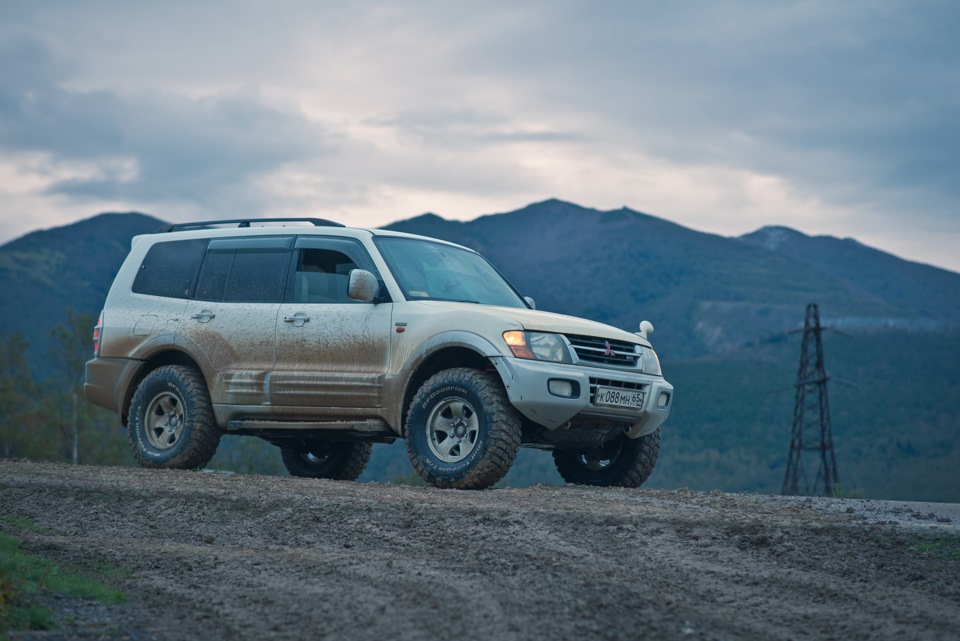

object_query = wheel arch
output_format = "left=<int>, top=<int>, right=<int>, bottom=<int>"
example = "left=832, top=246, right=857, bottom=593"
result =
left=121, top=349, right=208, bottom=427
left=399, top=345, right=498, bottom=438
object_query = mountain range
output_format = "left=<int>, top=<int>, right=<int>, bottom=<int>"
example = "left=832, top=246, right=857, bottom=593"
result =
left=386, top=200, right=959, bottom=357
left=2, top=200, right=958, bottom=501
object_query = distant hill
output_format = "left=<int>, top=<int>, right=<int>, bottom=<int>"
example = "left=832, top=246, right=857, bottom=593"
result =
left=0, top=212, right=164, bottom=369
left=385, top=199, right=960, bottom=358
left=739, top=225, right=960, bottom=326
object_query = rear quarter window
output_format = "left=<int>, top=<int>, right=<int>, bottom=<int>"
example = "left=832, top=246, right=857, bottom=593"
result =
left=132, top=239, right=207, bottom=298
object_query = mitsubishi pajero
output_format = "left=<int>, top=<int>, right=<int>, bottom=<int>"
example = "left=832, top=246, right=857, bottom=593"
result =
left=85, top=218, right=673, bottom=489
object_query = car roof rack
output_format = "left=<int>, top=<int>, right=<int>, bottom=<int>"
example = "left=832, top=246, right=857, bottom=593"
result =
left=155, top=218, right=345, bottom=233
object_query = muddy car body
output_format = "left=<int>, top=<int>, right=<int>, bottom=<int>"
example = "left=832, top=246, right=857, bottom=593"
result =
left=86, top=219, right=673, bottom=489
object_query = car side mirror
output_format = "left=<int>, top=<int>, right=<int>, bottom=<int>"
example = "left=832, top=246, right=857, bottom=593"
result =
left=524, top=296, right=536, bottom=310
left=637, top=320, right=654, bottom=339
left=348, top=269, right=379, bottom=302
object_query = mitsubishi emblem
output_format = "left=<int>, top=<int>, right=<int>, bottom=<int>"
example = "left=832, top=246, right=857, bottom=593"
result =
left=604, top=341, right=615, bottom=357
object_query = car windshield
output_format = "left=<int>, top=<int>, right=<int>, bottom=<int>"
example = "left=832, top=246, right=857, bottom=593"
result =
left=376, top=237, right=528, bottom=308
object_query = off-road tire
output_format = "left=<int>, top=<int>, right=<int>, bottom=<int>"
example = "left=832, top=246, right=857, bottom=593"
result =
left=280, top=442, right=372, bottom=481
left=406, top=368, right=521, bottom=490
left=553, top=428, right=660, bottom=488
left=127, top=365, right=221, bottom=469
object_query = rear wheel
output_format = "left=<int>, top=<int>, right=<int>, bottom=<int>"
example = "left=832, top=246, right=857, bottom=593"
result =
left=280, top=441, right=372, bottom=481
left=127, top=365, right=221, bottom=469
left=553, top=428, right=660, bottom=488
left=406, top=368, right=521, bottom=489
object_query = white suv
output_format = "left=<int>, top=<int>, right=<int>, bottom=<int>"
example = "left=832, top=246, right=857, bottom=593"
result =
left=85, top=218, right=673, bottom=489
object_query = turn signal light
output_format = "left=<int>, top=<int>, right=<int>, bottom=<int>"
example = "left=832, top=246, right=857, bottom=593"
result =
left=502, top=330, right=536, bottom=359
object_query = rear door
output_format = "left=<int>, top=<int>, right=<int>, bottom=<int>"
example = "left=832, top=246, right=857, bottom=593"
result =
left=272, top=236, right=392, bottom=410
left=101, top=238, right=207, bottom=359
left=178, top=236, right=293, bottom=406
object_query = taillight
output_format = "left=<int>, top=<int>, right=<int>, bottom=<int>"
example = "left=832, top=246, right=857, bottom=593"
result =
left=93, top=311, right=103, bottom=356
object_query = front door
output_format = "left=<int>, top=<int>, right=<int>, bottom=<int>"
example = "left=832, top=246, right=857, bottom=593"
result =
left=272, top=237, right=392, bottom=410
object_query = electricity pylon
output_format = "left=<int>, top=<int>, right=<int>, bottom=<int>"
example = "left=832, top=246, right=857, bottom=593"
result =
left=782, top=303, right=840, bottom=496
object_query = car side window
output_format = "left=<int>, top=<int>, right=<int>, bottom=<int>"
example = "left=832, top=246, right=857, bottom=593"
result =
left=132, top=239, right=207, bottom=298
left=294, top=249, right=358, bottom=303
left=290, top=237, right=385, bottom=304
left=194, top=250, right=233, bottom=301
left=225, top=251, right=290, bottom=302
left=194, top=236, right=293, bottom=303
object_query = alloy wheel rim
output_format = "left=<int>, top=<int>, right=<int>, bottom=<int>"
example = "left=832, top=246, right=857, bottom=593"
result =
left=426, top=397, right=480, bottom=463
left=578, top=440, right=623, bottom=470
left=302, top=445, right=333, bottom=466
left=144, top=391, right=185, bottom=450
left=578, top=454, right=613, bottom=470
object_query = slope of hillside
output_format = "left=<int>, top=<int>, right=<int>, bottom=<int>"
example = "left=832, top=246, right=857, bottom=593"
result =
left=0, top=212, right=163, bottom=367
left=740, top=226, right=960, bottom=326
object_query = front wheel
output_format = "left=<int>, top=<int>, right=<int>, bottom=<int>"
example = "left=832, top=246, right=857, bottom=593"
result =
left=127, top=365, right=221, bottom=469
left=406, top=368, right=521, bottom=489
left=280, top=441, right=372, bottom=481
left=553, top=428, right=660, bottom=488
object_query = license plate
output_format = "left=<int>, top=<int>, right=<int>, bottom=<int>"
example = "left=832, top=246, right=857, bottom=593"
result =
left=594, top=386, right=645, bottom=409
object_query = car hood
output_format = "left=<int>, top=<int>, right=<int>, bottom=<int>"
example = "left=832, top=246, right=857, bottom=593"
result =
left=410, top=301, right=651, bottom=347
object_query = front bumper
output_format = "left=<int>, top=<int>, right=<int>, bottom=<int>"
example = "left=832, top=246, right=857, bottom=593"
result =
left=489, top=356, right=673, bottom=438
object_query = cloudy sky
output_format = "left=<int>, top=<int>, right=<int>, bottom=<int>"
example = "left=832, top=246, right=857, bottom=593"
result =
left=1, top=1, right=958, bottom=270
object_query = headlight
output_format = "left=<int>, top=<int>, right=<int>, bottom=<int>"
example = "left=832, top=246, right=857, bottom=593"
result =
left=502, top=331, right=572, bottom=363
left=641, top=347, right=662, bottom=375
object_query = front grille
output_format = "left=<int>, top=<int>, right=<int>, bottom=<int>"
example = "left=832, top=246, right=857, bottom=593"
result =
left=588, top=377, right=647, bottom=405
left=566, top=334, right=639, bottom=368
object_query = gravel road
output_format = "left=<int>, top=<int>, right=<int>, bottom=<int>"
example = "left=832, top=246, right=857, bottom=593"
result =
left=2, top=460, right=959, bottom=641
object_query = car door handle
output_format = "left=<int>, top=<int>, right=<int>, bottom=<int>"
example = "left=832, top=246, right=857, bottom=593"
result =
left=190, top=310, right=216, bottom=323
left=283, top=312, right=310, bottom=327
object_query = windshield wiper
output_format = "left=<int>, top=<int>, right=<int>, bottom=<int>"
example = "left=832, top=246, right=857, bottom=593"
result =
left=412, top=296, right=482, bottom=304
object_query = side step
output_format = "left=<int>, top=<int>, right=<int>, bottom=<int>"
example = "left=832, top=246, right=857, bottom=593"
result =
left=226, top=419, right=392, bottom=433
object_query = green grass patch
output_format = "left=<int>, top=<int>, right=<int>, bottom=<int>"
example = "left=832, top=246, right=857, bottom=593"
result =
left=0, top=533, right=125, bottom=639
left=0, top=516, right=41, bottom=532
left=912, top=536, right=960, bottom=561
left=831, top=484, right=865, bottom=499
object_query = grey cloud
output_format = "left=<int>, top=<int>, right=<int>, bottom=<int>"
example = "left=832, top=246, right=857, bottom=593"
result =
left=446, top=2, right=960, bottom=211
left=1, top=0, right=957, bottom=255
left=368, top=108, right=584, bottom=147
left=0, top=33, right=336, bottom=212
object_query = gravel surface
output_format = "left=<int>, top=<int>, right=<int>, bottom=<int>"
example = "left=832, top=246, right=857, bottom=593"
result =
left=2, top=459, right=959, bottom=641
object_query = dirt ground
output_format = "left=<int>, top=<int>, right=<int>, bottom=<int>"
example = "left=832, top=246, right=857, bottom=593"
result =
left=2, top=460, right=959, bottom=641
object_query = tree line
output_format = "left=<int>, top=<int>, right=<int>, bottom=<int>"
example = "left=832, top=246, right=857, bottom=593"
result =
left=0, top=310, right=129, bottom=466
left=0, top=311, right=299, bottom=476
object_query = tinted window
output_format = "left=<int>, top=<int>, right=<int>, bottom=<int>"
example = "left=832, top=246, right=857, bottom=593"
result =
left=194, top=250, right=234, bottom=301
left=223, top=251, right=290, bottom=302
left=132, top=239, right=206, bottom=298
